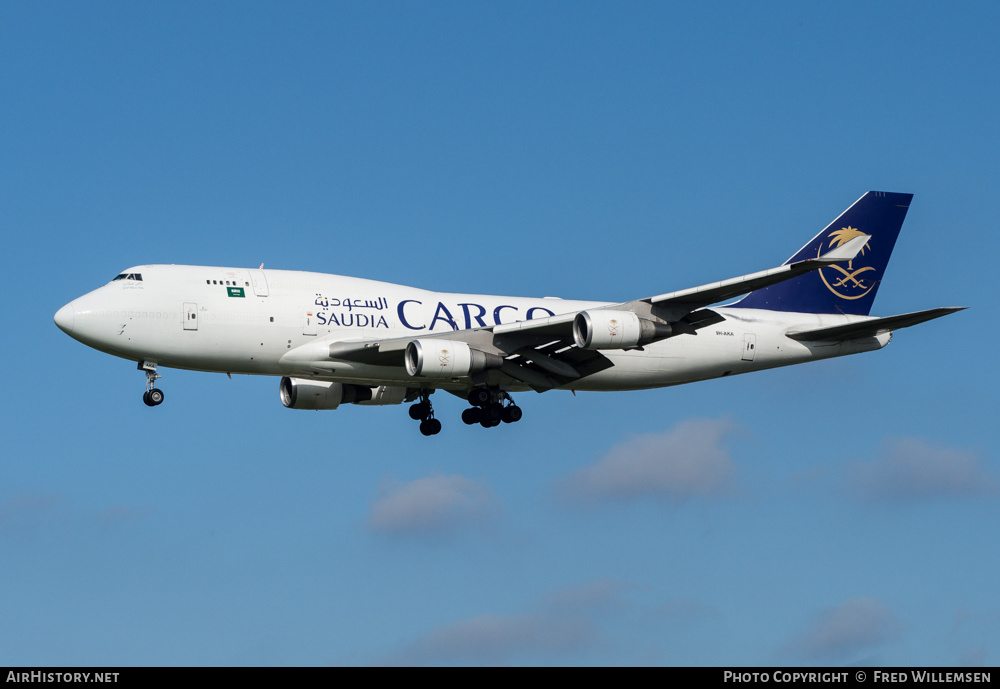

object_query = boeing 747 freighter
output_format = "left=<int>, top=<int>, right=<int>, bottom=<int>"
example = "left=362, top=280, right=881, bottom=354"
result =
left=54, top=192, right=963, bottom=435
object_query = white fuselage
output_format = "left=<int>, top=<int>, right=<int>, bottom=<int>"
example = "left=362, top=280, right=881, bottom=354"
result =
left=55, top=265, right=889, bottom=393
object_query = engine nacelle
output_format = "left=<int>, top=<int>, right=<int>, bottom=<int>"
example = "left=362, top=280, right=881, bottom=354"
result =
left=573, top=310, right=672, bottom=350
left=280, top=377, right=379, bottom=410
left=405, top=339, right=503, bottom=378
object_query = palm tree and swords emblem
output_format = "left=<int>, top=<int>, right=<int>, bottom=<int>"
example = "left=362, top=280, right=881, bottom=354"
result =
left=818, top=226, right=876, bottom=300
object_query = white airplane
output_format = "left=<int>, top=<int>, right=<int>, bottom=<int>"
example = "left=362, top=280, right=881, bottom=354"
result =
left=54, top=191, right=962, bottom=435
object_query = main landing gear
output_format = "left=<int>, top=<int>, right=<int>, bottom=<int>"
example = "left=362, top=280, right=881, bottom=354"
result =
left=408, top=387, right=523, bottom=436
left=462, top=387, right=522, bottom=429
left=408, top=390, right=441, bottom=436
left=139, top=361, right=164, bottom=407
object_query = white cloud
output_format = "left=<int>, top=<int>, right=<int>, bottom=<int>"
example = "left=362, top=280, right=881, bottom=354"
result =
left=652, top=596, right=717, bottom=623
left=0, top=494, right=151, bottom=535
left=380, top=578, right=628, bottom=665
left=543, top=577, right=631, bottom=614
left=784, top=597, right=900, bottom=661
left=0, top=494, right=61, bottom=534
left=97, top=505, right=152, bottom=526
left=0, top=494, right=59, bottom=520
left=558, top=418, right=738, bottom=503
left=959, top=645, right=988, bottom=667
left=847, top=437, right=998, bottom=501
left=389, top=612, right=597, bottom=665
left=367, top=474, right=499, bottom=536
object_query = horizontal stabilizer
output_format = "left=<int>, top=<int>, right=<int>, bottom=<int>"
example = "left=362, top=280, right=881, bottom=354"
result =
left=786, top=307, right=965, bottom=342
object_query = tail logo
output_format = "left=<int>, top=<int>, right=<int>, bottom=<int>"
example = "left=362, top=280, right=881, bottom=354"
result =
left=817, top=226, right=876, bottom=300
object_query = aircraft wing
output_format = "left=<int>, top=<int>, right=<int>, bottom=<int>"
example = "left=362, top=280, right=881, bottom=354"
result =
left=493, top=232, right=872, bottom=337
left=315, top=327, right=614, bottom=392
left=785, top=307, right=966, bottom=342
left=287, top=234, right=872, bottom=391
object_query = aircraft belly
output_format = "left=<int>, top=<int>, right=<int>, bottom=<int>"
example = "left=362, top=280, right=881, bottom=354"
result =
left=568, top=320, right=848, bottom=390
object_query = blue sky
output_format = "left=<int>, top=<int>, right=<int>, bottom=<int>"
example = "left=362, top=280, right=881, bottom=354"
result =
left=2, top=1, right=997, bottom=666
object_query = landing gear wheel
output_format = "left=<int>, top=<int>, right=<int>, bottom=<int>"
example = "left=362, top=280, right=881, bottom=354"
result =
left=411, top=390, right=441, bottom=435
left=462, top=407, right=482, bottom=425
left=479, top=417, right=501, bottom=428
left=483, top=403, right=503, bottom=425
left=419, top=418, right=442, bottom=436
left=467, top=388, right=491, bottom=407
left=142, top=390, right=153, bottom=407
left=148, top=388, right=164, bottom=406
left=409, top=401, right=431, bottom=420
left=501, top=405, right=522, bottom=423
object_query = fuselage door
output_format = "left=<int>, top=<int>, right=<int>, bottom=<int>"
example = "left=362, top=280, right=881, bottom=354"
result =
left=184, top=302, right=199, bottom=331
left=742, top=333, right=756, bottom=361
left=248, top=270, right=269, bottom=297
left=303, top=312, right=317, bottom=336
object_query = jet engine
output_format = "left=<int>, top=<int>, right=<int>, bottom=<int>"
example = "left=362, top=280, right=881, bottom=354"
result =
left=404, top=339, right=503, bottom=378
left=573, top=310, right=672, bottom=350
left=279, top=377, right=404, bottom=410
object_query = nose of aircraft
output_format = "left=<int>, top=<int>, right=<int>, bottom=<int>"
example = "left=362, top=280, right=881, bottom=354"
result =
left=54, top=302, right=76, bottom=334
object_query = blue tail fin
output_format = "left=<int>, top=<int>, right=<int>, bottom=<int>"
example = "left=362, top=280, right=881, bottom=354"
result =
left=735, top=191, right=912, bottom=315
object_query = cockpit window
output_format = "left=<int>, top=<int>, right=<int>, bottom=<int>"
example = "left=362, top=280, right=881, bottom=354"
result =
left=112, top=273, right=143, bottom=282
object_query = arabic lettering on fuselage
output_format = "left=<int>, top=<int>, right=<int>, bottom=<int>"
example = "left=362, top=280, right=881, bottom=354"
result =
left=314, top=294, right=390, bottom=328
left=311, top=294, right=556, bottom=331
left=313, top=295, right=389, bottom=311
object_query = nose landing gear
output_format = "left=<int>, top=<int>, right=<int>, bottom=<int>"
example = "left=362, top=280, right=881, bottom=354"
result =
left=139, top=361, right=164, bottom=407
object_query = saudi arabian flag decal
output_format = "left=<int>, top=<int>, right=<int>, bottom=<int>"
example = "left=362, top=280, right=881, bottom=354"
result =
left=228, top=287, right=245, bottom=298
